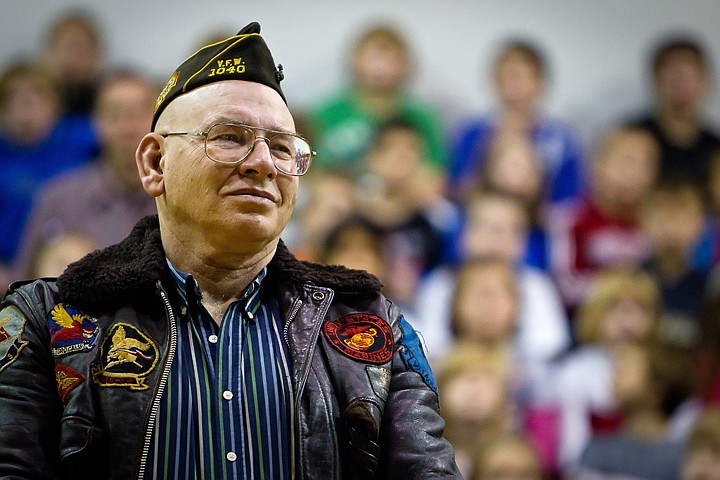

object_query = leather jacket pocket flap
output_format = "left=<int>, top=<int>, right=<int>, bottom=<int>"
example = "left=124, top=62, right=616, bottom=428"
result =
left=344, top=400, right=381, bottom=470
left=60, top=415, right=102, bottom=461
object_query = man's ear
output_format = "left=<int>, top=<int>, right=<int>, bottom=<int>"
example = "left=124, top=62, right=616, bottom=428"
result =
left=136, top=133, right=165, bottom=197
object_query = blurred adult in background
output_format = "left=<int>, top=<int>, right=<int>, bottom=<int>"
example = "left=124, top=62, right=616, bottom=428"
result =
left=449, top=39, right=586, bottom=205
left=309, top=23, right=447, bottom=175
left=41, top=11, right=104, bottom=116
left=628, top=35, right=720, bottom=191
left=0, top=62, right=98, bottom=274
left=12, top=69, right=159, bottom=281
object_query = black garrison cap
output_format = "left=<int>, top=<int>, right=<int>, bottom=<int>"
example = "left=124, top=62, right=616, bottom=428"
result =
left=151, top=21, right=285, bottom=130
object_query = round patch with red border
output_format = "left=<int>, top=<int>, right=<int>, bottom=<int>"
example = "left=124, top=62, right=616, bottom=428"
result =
left=323, top=313, right=394, bottom=364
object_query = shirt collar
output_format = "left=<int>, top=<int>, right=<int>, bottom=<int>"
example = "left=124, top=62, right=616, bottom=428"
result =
left=166, top=258, right=268, bottom=316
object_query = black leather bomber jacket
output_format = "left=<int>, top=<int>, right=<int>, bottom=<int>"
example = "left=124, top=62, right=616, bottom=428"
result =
left=0, top=215, right=461, bottom=479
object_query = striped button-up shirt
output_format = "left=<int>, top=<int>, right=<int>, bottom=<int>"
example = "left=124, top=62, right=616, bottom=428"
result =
left=145, top=261, right=293, bottom=479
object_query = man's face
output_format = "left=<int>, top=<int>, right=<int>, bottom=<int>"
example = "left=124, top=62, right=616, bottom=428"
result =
left=654, top=50, right=708, bottom=112
left=155, top=80, right=299, bottom=248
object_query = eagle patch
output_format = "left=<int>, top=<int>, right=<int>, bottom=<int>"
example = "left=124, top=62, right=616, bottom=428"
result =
left=92, top=323, right=159, bottom=390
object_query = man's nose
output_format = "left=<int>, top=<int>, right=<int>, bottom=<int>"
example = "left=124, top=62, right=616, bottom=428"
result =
left=238, top=137, right=277, bottom=178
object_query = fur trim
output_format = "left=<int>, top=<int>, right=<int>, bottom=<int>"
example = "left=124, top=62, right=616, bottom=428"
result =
left=57, top=215, right=382, bottom=314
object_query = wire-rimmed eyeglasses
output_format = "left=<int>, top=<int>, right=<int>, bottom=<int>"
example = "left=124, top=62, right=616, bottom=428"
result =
left=161, top=122, right=315, bottom=176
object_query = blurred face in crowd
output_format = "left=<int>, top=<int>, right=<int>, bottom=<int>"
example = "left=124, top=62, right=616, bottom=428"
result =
left=95, top=75, right=157, bottom=190
left=682, top=448, right=720, bottom=480
left=641, top=186, right=705, bottom=258
left=0, top=70, right=60, bottom=145
left=593, top=130, right=659, bottom=212
left=146, top=80, right=298, bottom=251
left=453, top=262, right=518, bottom=345
left=443, top=367, right=508, bottom=426
left=494, top=50, right=544, bottom=111
left=601, top=297, right=655, bottom=344
left=323, top=223, right=384, bottom=278
left=484, top=136, right=544, bottom=205
left=369, top=125, right=424, bottom=188
left=46, top=18, right=101, bottom=85
left=463, top=194, right=528, bottom=264
left=654, top=49, right=708, bottom=114
left=352, top=33, right=409, bottom=94
left=474, top=438, right=542, bottom=480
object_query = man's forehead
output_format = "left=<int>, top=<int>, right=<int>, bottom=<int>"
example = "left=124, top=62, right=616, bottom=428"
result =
left=161, top=80, right=293, bottom=130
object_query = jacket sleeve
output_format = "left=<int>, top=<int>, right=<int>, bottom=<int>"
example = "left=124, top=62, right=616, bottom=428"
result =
left=377, top=303, right=462, bottom=479
left=0, top=283, right=61, bottom=479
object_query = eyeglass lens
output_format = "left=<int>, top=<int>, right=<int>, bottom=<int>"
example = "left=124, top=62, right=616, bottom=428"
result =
left=205, top=123, right=311, bottom=175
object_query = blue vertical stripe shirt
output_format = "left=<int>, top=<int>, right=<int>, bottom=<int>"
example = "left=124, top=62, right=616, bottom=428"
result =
left=145, top=261, right=293, bottom=479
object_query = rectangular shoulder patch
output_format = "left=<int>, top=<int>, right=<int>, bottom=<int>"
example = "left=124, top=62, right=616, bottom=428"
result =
left=0, top=306, right=29, bottom=374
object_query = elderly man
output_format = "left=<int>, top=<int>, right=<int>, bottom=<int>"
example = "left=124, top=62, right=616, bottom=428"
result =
left=0, top=22, right=460, bottom=479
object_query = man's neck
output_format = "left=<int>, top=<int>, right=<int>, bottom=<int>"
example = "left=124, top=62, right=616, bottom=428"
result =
left=162, top=226, right=277, bottom=324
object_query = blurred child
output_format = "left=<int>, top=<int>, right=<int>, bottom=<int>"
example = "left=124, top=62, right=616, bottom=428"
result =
left=574, top=343, right=690, bottom=480
left=449, top=39, right=585, bottom=205
left=682, top=408, right=720, bottom=480
left=436, top=342, right=517, bottom=478
left=471, top=433, right=542, bottom=480
left=41, top=11, right=103, bottom=115
left=480, top=134, right=550, bottom=270
left=550, top=127, right=659, bottom=309
left=310, top=23, right=446, bottom=173
left=417, top=188, right=569, bottom=364
left=640, top=178, right=709, bottom=350
left=356, top=118, right=460, bottom=311
left=319, top=215, right=384, bottom=280
left=0, top=62, right=97, bottom=269
left=31, top=232, right=97, bottom=278
left=552, top=268, right=662, bottom=470
left=450, top=257, right=519, bottom=353
left=286, top=170, right=358, bottom=262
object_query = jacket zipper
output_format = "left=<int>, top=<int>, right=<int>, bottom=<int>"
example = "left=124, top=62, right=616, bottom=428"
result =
left=137, top=283, right=178, bottom=479
left=283, top=297, right=302, bottom=347
left=283, top=297, right=302, bottom=479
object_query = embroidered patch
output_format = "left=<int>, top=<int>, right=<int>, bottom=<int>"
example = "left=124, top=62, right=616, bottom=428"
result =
left=48, top=304, right=98, bottom=356
left=323, top=313, right=393, bottom=364
left=154, top=70, right=179, bottom=112
left=92, top=323, right=159, bottom=391
left=366, top=365, right=391, bottom=399
left=55, top=364, right=85, bottom=403
left=0, top=306, right=29, bottom=374
left=399, top=316, right=438, bottom=394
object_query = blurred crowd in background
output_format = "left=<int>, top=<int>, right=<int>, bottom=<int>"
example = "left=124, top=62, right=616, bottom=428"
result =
left=3, top=9, right=720, bottom=480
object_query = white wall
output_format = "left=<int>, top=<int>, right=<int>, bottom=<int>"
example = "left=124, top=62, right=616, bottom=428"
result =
left=3, top=0, right=720, bottom=146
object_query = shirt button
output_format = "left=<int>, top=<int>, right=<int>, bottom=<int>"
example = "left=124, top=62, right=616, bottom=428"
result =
left=222, top=390, right=233, bottom=400
left=181, top=307, right=187, bottom=316
left=226, top=451, right=237, bottom=462
left=247, top=310, right=254, bottom=320
left=208, top=334, right=218, bottom=344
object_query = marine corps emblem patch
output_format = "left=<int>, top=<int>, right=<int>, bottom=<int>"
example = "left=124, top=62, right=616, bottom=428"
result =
left=48, top=304, right=98, bottom=356
left=323, top=313, right=393, bottom=364
left=92, top=323, right=159, bottom=390
left=0, top=306, right=29, bottom=374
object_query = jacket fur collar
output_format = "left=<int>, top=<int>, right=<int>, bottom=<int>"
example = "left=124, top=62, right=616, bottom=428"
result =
left=57, top=215, right=382, bottom=315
